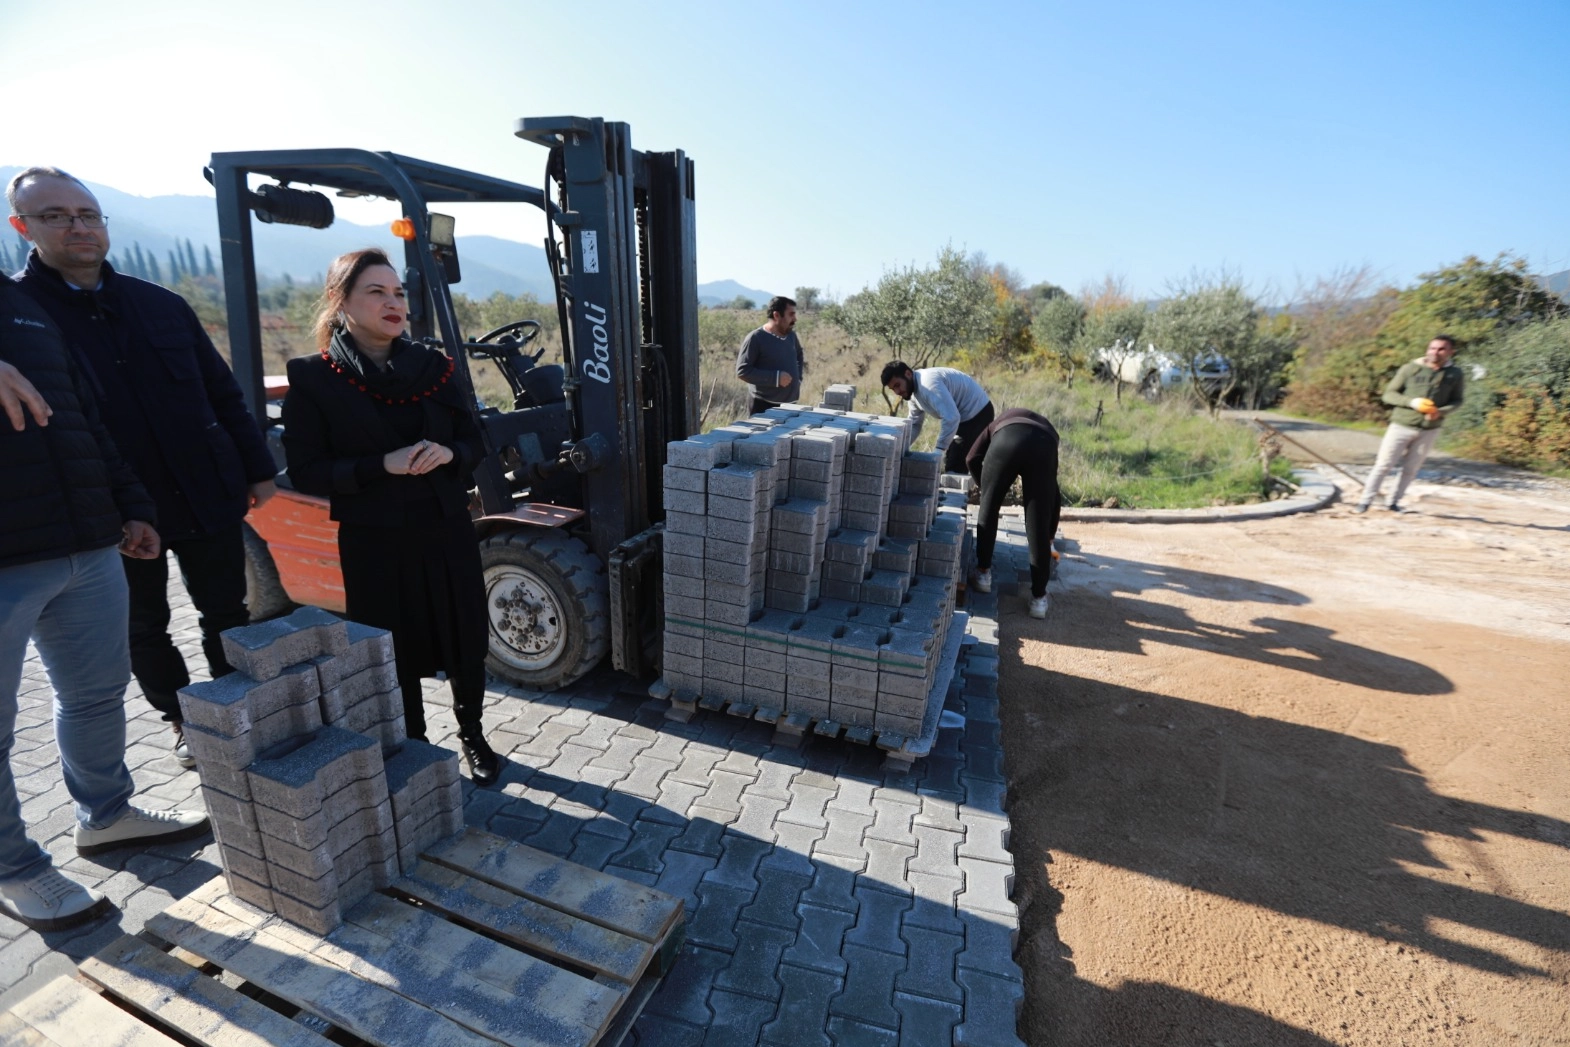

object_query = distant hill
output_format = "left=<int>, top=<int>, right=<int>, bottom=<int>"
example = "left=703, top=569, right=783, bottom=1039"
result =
left=1543, top=269, right=1569, bottom=296
left=697, top=279, right=776, bottom=308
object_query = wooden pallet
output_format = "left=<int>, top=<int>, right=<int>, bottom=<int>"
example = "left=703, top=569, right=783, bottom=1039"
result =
left=3, top=828, right=685, bottom=1047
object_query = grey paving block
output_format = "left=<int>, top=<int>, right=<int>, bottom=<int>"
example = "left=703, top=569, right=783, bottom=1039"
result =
left=664, top=529, right=705, bottom=559
left=181, top=720, right=257, bottom=771
left=629, top=1013, right=705, bottom=1047
left=739, top=869, right=810, bottom=930
left=666, top=435, right=731, bottom=471
left=909, top=825, right=964, bottom=879
left=759, top=963, right=839, bottom=1047
left=893, top=992, right=964, bottom=1047
left=705, top=990, right=779, bottom=1047
left=663, top=463, right=708, bottom=493
left=828, top=941, right=904, bottom=1030
left=894, top=925, right=964, bottom=1004
left=844, top=885, right=913, bottom=956
left=713, top=918, right=794, bottom=1001
left=953, top=967, right=1026, bottom=1047
left=826, top=1016, right=901, bottom=1046
left=904, top=872, right=964, bottom=935
left=956, top=855, right=1017, bottom=920
left=687, top=880, right=756, bottom=951
left=669, top=811, right=730, bottom=857
left=220, top=606, right=348, bottom=681
left=956, top=910, right=1021, bottom=982
left=665, top=510, right=706, bottom=536
left=783, top=903, right=855, bottom=975
left=812, top=806, right=873, bottom=864
left=705, top=833, right=773, bottom=892
left=247, top=726, right=383, bottom=820
left=606, top=820, right=683, bottom=874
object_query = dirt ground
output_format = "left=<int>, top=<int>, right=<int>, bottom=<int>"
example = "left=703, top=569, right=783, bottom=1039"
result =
left=998, top=433, right=1570, bottom=1046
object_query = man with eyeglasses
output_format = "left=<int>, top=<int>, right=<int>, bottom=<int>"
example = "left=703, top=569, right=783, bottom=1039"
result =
left=8, top=167, right=278, bottom=770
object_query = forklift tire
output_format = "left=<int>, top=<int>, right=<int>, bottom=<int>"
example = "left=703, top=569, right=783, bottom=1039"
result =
left=480, top=529, right=610, bottom=691
left=242, top=523, right=293, bottom=621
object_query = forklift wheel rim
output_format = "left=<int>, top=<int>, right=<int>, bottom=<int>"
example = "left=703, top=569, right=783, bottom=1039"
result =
left=484, top=564, right=568, bottom=671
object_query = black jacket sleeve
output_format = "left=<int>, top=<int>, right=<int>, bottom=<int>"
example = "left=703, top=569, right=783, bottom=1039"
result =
left=185, top=301, right=276, bottom=484
left=281, top=358, right=388, bottom=497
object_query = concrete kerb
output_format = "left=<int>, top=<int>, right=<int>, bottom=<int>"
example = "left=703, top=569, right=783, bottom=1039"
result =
left=1059, top=468, right=1338, bottom=524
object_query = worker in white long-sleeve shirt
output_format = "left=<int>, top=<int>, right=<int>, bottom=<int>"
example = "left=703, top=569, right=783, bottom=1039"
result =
left=880, top=361, right=995, bottom=473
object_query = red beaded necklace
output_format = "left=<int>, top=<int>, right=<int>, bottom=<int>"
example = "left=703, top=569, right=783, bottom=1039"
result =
left=321, top=346, right=453, bottom=405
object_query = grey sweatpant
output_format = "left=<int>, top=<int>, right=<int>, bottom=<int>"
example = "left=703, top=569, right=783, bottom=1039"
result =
left=1361, top=423, right=1439, bottom=508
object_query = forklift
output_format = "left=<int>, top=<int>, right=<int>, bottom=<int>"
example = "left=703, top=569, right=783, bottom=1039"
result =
left=213, top=116, right=698, bottom=690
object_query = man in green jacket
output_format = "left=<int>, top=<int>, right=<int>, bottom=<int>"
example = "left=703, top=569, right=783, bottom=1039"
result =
left=1355, top=335, right=1464, bottom=513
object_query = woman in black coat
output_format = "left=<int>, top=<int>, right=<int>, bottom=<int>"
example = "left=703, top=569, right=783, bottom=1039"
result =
left=281, top=248, right=500, bottom=786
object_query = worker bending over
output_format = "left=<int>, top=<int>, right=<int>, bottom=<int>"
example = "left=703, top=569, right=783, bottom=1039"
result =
left=880, top=362, right=994, bottom=473
left=966, top=408, right=1060, bottom=620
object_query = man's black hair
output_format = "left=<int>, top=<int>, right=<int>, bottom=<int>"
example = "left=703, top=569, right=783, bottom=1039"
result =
left=765, top=295, right=795, bottom=320
left=1432, top=333, right=1458, bottom=350
left=880, top=360, right=912, bottom=388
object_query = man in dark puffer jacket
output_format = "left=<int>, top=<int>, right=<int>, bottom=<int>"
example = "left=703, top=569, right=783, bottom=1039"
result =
left=9, top=167, right=277, bottom=769
left=0, top=273, right=210, bottom=932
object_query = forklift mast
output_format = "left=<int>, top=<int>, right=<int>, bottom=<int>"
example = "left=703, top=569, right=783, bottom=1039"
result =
left=517, top=116, right=699, bottom=563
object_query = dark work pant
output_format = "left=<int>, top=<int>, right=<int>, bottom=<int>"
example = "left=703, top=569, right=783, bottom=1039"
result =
left=945, top=401, right=996, bottom=473
left=751, top=396, right=781, bottom=416
left=975, top=425, right=1061, bottom=598
left=121, top=523, right=249, bottom=721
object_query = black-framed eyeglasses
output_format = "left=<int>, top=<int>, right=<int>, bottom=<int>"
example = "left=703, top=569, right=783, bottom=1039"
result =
left=14, top=212, right=109, bottom=229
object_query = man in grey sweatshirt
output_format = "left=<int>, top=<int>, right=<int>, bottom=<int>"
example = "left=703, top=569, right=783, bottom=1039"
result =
left=736, top=296, right=805, bottom=415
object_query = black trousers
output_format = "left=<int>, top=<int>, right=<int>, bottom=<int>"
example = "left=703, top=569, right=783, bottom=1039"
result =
left=975, top=425, right=1060, bottom=598
left=121, top=523, right=249, bottom=721
left=751, top=395, right=781, bottom=416
left=945, top=401, right=996, bottom=473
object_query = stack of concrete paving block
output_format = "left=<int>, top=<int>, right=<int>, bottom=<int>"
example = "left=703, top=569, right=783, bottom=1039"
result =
left=383, top=740, right=466, bottom=873
left=660, top=390, right=970, bottom=741
left=244, top=726, right=399, bottom=933
left=177, top=606, right=464, bottom=935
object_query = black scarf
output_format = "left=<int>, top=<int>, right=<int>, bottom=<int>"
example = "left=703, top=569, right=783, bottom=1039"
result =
left=324, top=329, right=454, bottom=405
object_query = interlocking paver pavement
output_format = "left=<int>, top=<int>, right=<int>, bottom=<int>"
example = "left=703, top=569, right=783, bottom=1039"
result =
left=0, top=513, right=1034, bottom=1045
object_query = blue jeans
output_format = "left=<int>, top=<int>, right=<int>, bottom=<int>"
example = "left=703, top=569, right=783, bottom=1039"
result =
left=0, top=546, right=137, bottom=883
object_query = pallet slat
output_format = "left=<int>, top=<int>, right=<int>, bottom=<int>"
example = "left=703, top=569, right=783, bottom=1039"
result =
left=79, top=935, right=335, bottom=1047
left=5, top=975, right=180, bottom=1047
left=344, top=891, right=622, bottom=1040
left=0, top=1010, right=60, bottom=1047
left=395, top=858, right=652, bottom=984
left=146, top=895, right=497, bottom=1047
left=425, top=830, right=683, bottom=944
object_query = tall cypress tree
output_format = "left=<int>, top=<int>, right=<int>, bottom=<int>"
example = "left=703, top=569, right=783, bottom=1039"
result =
left=203, top=244, right=217, bottom=277
left=148, top=254, right=162, bottom=284
left=184, top=239, right=199, bottom=276
left=132, top=243, right=147, bottom=280
left=169, top=250, right=182, bottom=283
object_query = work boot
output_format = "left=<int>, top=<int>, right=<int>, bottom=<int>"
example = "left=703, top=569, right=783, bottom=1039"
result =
left=0, top=868, right=113, bottom=931
left=972, top=568, right=993, bottom=594
left=1351, top=502, right=1370, bottom=514
left=459, top=731, right=502, bottom=788
left=1028, top=594, right=1050, bottom=619
left=171, top=722, right=196, bottom=770
left=76, top=806, right=210, bottom=856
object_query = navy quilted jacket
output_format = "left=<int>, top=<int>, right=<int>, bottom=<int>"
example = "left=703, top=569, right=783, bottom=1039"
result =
left=0, top=272, right=156, bottom=569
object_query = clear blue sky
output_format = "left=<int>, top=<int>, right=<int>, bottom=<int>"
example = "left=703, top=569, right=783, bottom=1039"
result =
left=3, top=0, right=1566, bottom=302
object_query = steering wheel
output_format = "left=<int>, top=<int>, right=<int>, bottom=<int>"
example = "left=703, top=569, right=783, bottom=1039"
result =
left=467, top=320, right=545, bottom=363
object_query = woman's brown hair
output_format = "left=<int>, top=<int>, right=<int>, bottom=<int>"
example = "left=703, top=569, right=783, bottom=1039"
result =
left=312, top=248, right=397, bottom=350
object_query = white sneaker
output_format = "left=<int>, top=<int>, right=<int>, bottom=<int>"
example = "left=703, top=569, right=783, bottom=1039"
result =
left=972, top=569, right=992, bottom=594
left=76, top=806, right=210, bottom=856
left=1028, top=595, right=1050, bottom=619
left=171, top=722, right=196, bottom=770
left=0, top=868, right=112, bottom=931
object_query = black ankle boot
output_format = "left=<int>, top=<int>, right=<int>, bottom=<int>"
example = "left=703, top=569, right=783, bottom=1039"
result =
left=459, top=731, right=501, bottom=787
